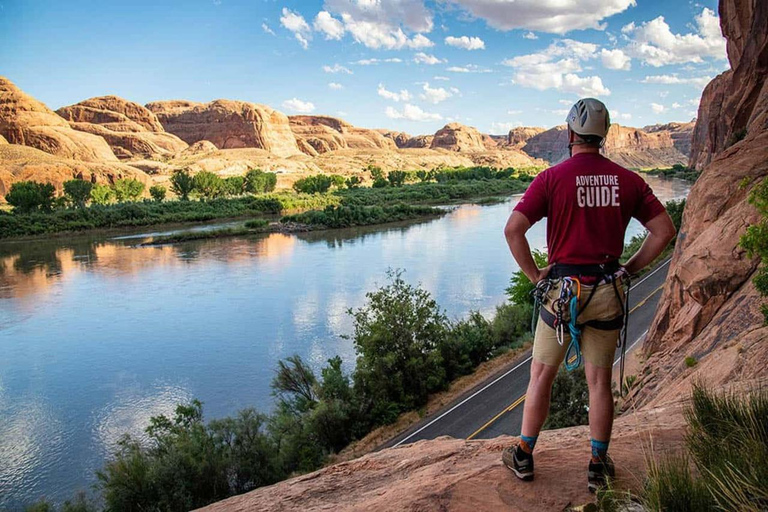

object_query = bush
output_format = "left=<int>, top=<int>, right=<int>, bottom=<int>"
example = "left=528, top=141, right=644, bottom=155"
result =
left=293, top=175, right=333, bottom=194
left=281, top=204, right=443, bottom=228
left=350, top=270, right=448, bottom=424
left=113, top=178, right=145, bottom=202
left=387, top=170, right=407, bottom=187
left=739, top=178, right=768, bottom=322
left=684, top=356, right=698, bottom=368
left=193, top=171, right=224, bottom=200
left=6, top=181, right=55, bottom=213
left=505, top=249, right=548, bottom=306
left=345, top=176, right=362, bottom=189
left=491, top=302, right=533, bottom=345
left=244, top=169, right=276, bottom=194
left=90, top=184, right=114, bottom=205
left=223, top=176, right=245, bottom=197
left=170, top=169, right=195, bottom=201
left=643, top=455, right=716, bottom=512
left=439, top=312, right=496, bottom=381
left=542, top=367, right=589, bottom=430
left=63, top=179, right=93, bottom=208
left=149, top=185, right=167, bottom=202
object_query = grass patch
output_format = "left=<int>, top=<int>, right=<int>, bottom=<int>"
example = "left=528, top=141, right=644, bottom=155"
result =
left=684, top=356, right=698, bottom=368
left=281, top=204, right=446, bottom=229
left=144, top=225, right=271, bottom=245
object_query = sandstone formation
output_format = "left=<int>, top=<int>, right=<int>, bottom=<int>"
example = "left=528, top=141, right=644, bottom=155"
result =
left=634, top=0, right=768, bottom=408
left=0, top=143, right=150, bottom=198
left=643, top=121, right=695, bottom=157
left=289, top=116, right=397, bottom=156
left=507, top=127, right=546, bottom=148
left=0, top=77, right=117, bottom=162
left=378, top=130, right=411, bottom=148
left=401, top=134, right=433, bottom=148
left=430, top=123, right=486, bottom=152
left=522, top=124, right=689, bottom=169
left=56, top=96, right=188, bottom=160
left=199, top=404, right=686, bottom=512
left=146, top=99, right=302, bottom=157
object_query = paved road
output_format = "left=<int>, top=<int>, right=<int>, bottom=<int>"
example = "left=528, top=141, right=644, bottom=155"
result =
left=381, top=259, right=669, bottom=448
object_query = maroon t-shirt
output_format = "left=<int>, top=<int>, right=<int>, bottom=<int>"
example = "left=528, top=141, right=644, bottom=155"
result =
left=514, top=153, right=666, bottom=265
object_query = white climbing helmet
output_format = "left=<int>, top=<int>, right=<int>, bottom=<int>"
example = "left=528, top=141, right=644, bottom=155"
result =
left=566, top=98, right=611, bottom=140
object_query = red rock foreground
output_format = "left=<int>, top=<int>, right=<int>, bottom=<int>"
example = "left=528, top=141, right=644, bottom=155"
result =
left=197, top=405, right=685, bottom=512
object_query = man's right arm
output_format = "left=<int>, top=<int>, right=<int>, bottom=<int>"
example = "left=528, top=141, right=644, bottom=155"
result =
left=623, top=212, right=676, bottom=275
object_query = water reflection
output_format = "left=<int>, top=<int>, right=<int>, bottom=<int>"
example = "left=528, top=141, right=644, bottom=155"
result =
left=0, top=176, right=690, bottom=508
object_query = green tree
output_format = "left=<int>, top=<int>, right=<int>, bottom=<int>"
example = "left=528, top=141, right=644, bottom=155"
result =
left=5, top=181, right=55, bottom=213
left=244, top=169, right=277, bottom=194
left=170, top=169, right=195, bottom=201
left=90, top=184, right=114, bottom=205
left=63, top=179, right=93, bottom=208
left=543, top=367, right=590, bottom=429
left=387, top=170, right=407, bottom=187
left=149, top=185, right=167, bottom=202
left=113, top=178, right=145, bottom=202
left=345, top=176, right=362, bottom=188
left=223, top=176, right=245, bottom=197
left=350, top=270, right=448, bottom=424
left=330, top=174, right=346, bottom=189
left=505, top=249, right=549, bottom=306
left=193, top=171, right=224, bottom=200
left=292, top=175, right=333, bottom=194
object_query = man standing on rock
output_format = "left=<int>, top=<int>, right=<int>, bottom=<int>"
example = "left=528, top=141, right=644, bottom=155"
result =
left=502, top=98, right=676, bottom=491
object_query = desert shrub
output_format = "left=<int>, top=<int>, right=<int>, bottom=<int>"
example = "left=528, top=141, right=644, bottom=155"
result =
left=345, top=176, right=362, bottom=188
left=192, top=171, right=224, bottom=200
left=643, top=455, right=716, bottom=512
left=90, top=184, right=114, bottom=205
left=222, top=176, right=245, bottom=197
left=491, top=302, right=533, bottom=345
left=113, top=178, right=145, bottom=202
left=63, top=179, right=93, bottom=208
left=387, top=170, right=407, bottom=187
left=6, top=181, right=55, bottom=213
left=244, top=169, right=276, bottom=194
left=293, top=175, right=333, bottom=194
left=438, top=311, right=496, bottom=381
left=149, top=185, right=166, bottom=202
left=543, top=367, right=589, bottom=430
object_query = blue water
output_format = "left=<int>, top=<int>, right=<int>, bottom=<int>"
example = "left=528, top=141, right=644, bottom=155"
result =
left=0, top=176, right=689, bottom=508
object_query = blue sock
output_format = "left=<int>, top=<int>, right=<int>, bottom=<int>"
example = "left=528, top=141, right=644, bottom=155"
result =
left=591, top=438, right=609, bottom=461
left=520, top=434, right=538, bottom=454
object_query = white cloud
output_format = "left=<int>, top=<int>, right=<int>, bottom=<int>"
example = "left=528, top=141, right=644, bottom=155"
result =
left=323, top=64, right=353, bottom=74
left=446, top=64, right=491, bottom=73
left=671, top=102, right=682, bottom=109
left=421, top=83, right=455, bottom=104
left=491, top=121, right=522, bottom=133
left=434, top=76, right=450, bottom=81
left=262, top=23, right=276, bottom=36
left=413, top=52, right=445, bottom=65
left=280, top=8, right=312, bottom=49
left=325, top=0, right=434, bottom=33
left=378, top=84, right=412, bottom=102
left=339, top=14, right=434, bottom=49
left=328, top=82, right=343, bottom=90
left=445, top=35, right=485, bottom=50
left=503, top=39, right=610, bottom=96
left=507, top=109, right=522, bottom=115
left=385, top=104, right=443, bottom=121
left=446, top=0, right=636, bottom=34
left=650, top=103, right=665, bottom=114
left=353, top=58, right=403, bottom=65
left=600, top=48, right=631, bottom=70
left=623, top=8, right=727, bottom=67
left=612, top=109, right=632, bottom=120
left=314, top=11, right=345, bottom=40
left=641, top=74, right=712, bottom=88
left=283, top=98, right=315, bottom=113
left=523, top=32, right=538, bottom=40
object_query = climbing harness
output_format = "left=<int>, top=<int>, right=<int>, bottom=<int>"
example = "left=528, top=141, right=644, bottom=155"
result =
left=530, top=262, right=632, bottom=395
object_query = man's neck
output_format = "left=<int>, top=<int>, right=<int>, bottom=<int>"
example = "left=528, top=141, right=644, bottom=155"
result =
left=571, top=145, right=601, bottom=156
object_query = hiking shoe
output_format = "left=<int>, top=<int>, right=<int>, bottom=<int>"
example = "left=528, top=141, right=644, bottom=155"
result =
left=587, top=455, right=615, bottom=493
left=502, top=444, right=534, bottom=481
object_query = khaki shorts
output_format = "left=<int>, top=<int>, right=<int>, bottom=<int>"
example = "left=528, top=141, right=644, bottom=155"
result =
left=532, top=279, right=625, bottom=369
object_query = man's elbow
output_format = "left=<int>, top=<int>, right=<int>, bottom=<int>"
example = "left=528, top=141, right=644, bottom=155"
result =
left=504, top=222, right=524, bottom=241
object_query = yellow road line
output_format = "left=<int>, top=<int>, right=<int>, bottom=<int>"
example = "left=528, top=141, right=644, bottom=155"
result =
left=467, top=394, right=526, bottom=440
left=465, top=283, right=665, bottom=440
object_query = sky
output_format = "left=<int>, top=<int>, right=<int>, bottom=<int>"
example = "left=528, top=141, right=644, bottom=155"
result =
left=1, top=0, right=729, bottom=135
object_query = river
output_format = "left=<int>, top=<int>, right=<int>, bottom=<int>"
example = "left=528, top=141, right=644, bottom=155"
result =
left=0, top=176, right=689, bottom=508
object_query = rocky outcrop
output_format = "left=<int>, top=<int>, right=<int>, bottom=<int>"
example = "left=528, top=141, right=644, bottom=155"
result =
left=507, top=127, right=546, bottom=149
left=379, top=131, right=411, bottom=148
left=402, top=134, right=433, bottom=149
left=634, top=0, right=768, bottom=408
left=688, top=0, right=767, bottom=169
left=146, top=99, right=302, bottom=157
left=0, top=77, right=117, bottom=162
left=289, top=116, right=397, bottom=155
left=199, top=403, right=686, bottom=512
left=522, top=124, right=688, bottom=169
left=430, top=123, right=486, bottom=152
left=56, top=96, right=188, bottom=160
left=643, top=121, right=695, bottom=156
left=0, top=143, right=150, bottom=199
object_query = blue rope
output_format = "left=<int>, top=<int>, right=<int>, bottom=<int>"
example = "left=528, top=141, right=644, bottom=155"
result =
left=565, top=294, right=582, bottom=371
